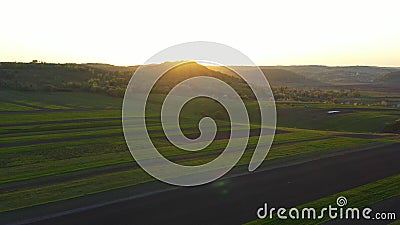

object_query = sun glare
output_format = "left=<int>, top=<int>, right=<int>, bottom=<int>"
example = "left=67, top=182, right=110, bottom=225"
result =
left=1, top=0, right=399, bottom=66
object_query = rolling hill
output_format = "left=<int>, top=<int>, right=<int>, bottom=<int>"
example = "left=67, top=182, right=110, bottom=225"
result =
left=135, top=61, right=254, bottom=99
left=0, top=62, right=99, bottom=91
left=0, top=61, right=254, bottom=98
left=1, top=62, right=399, bottom=97
left=207, top=65, right=325, bottom=87
left=275, top=65, right=400, bottom=85
left=376, top=70, right=400, bottom=84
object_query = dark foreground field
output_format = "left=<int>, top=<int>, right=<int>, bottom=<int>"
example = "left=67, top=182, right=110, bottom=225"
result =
left=4, top=143, right=399, bottom=225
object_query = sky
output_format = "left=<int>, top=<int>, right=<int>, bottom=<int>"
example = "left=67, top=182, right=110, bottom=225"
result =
left=1, top=0, right=399, bottom=67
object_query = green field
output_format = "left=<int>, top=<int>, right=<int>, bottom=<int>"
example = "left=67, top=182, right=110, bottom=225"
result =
left=0, top=89, right=399, bottom=214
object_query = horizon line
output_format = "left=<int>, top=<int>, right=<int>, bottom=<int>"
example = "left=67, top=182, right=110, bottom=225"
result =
left=1, top=60, right=400, bottom=68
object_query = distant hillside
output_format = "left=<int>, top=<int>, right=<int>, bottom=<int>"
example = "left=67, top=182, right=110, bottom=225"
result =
left=133, top=62, right=255, bottom=99
left=0, top=63, right=99, bottom=90
left=376, top=71, right=400, bottom=84
left=276, top=65, right=400, bottom=85
left=2, top=62, right=398, bottom=97
left=0, top=62, right=135, bottom=95
left=207, top=66, right=325, bottom=87
left=260, top=67, right=326, bottom=87
left=84, top=63, right=138, bottom=72
left=0, top=62, right=254, bottom=98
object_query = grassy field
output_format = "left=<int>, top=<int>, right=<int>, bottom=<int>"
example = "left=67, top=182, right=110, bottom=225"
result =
left=277, top=107, right=399, bottom=133
left=0, top=90, right=399, bottom=214
left=1, top=90, right=122, bottom=109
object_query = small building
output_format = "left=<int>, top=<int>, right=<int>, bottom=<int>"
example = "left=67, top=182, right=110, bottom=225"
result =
left=397, top=103, right=400, bottom=108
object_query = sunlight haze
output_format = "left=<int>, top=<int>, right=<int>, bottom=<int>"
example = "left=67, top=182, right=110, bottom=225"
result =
left=1, top=0, right=399, bottom=66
